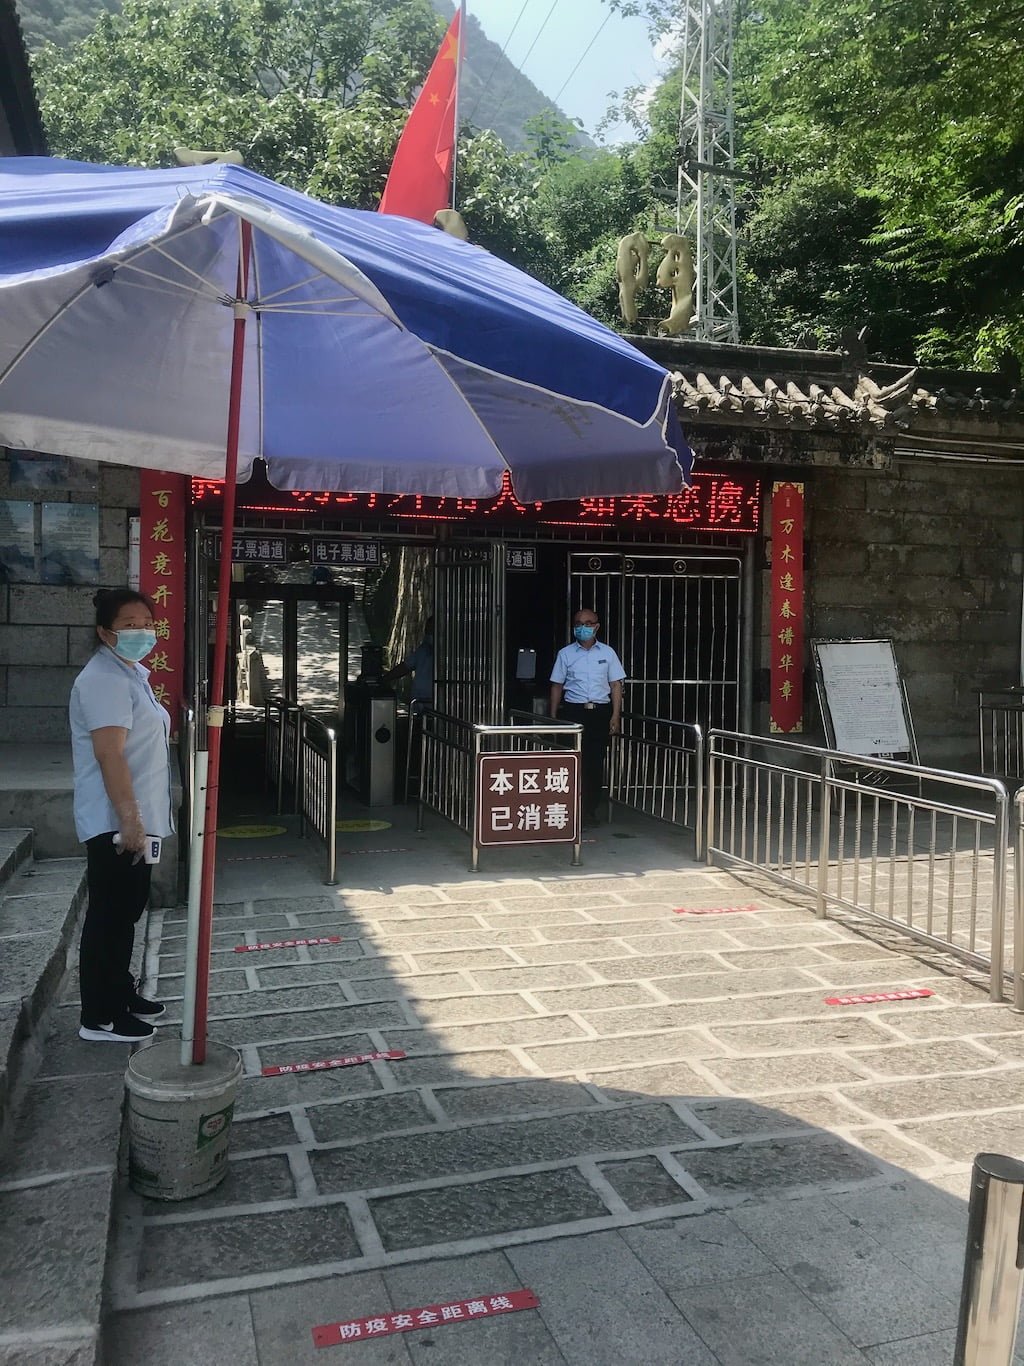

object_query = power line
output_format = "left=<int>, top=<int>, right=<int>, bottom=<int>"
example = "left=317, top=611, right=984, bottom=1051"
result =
left=490, top=0, right=562, bottom=124
left=465, top=0, right=535, bottom=126
left=553, top=10, right=613, bottom=105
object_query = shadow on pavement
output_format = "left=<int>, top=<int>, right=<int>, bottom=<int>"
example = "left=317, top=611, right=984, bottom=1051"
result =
left=97, top=801, right=1018, bottom=1366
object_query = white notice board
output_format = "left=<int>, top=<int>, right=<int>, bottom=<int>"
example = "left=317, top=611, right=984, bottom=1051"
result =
left=811, top=639, right=917, bottom=760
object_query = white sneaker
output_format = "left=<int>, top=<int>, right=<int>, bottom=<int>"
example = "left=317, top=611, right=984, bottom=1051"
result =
left=78, top=1015, right=155, bottom=1042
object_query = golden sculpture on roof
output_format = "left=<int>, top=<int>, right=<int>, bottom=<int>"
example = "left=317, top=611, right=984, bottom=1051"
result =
left=655, top=234, right=696, bottom=336
left=614, top=231, right=696, bottom=334
left=434, top=208, right=470, bottom=241
left=615, top=231, right=650, bottom=328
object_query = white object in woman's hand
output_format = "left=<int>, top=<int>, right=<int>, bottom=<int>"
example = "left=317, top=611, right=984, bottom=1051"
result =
left=114, top=810, right=147, bottom=856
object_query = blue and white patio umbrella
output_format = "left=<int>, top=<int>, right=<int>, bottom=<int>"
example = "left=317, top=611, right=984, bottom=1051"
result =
left=0, top=157, right=693, bottom=1066
left=0, top=158, right=690, bottom=501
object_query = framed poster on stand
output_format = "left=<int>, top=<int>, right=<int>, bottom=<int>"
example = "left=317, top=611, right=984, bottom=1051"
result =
left=811, top=638, right=920, bottom=791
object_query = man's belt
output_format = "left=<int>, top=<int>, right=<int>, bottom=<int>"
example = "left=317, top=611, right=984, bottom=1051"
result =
left=565, top=700, right=609, bottom=710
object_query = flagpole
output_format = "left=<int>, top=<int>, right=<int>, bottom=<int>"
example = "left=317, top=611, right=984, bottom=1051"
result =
left=451, top=0, right=467, bottom=210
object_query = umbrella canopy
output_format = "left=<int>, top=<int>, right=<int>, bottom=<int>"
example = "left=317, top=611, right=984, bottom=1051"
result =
left=0, top=155, right=694, bottom=1067
left=0, top=157, right=691, bottom=501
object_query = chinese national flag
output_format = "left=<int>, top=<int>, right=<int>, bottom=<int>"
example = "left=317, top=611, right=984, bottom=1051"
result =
left=378, top=7, right=461, bottom=222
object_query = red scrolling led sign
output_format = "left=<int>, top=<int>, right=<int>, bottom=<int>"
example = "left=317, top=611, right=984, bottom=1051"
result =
left=192, top=469, right=761, bottom=535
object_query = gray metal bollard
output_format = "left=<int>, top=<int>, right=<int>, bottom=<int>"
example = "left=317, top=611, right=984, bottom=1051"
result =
left=955, top=1153, right=1024, bottom=1365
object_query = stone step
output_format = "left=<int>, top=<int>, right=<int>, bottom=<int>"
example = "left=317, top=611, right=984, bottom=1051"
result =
left=0, top=827, right=32, bottom=898
left=0, top=849, right=87, bottom=1143
left=0, top=845, right=130, bottom=1366
left=0, top=1001, right=125, bottom=1366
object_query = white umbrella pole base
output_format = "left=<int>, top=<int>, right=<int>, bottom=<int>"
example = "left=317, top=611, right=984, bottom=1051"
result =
left=125, top=1039, right=243, bottom=1201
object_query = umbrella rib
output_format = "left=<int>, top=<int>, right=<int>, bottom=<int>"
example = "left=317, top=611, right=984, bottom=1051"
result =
left=114, top=274, right=222, bottom=305
left=143, top=241, right=229, bottom=299
left=255, top=270, right=359, bottom=305
left=0, top=275, right=97, bottom=388
left=251, top=305, right=387, bottom=316
left=0, top=218, right=217, bottom=388
left=430, top=342, right=673, bottom=433
left=418, top=345, right=512, bottom=474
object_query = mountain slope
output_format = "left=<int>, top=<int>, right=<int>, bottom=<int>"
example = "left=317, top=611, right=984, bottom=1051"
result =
left=431, top=1, right=592, bottom=151
left=17, top=0, right=593, bottom=150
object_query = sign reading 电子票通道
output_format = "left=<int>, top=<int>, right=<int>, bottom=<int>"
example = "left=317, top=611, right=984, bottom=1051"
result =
left=139, top=471, right=187, bottom=737
left=311, top=538, right=381, bottom=566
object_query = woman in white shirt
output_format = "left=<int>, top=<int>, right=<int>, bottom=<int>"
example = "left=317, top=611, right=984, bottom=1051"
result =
left=69, top=589, right=174, bottom=1043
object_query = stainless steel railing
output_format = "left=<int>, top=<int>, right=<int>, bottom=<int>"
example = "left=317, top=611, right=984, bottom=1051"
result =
left=505, top=709, right=580, bottom=750
left=263, top=695, right=284, bottom=805
left=707, top=730, right=1013, bottom=1004
left=1013, top=787, right=1024, bottom=1011
left=417, top=709, right=475, bottom=836
left=263, top=696, right=301, bottom=815
left=609, top=711, right=705, bottom=852
left=280, top=701, right=302, bottom=814
left=299, top=712, right=338, bottom=886
left=979, top=690, right=1024, bottom=783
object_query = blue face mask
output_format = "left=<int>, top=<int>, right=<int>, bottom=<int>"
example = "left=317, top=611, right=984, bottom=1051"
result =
left=111, top=628, right=157, bottom=662
left=574, top=624, right=597, bottom=643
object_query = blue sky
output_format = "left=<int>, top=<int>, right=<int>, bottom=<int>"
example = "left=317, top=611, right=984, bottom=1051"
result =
left=465, top=0, right=663, bottom=144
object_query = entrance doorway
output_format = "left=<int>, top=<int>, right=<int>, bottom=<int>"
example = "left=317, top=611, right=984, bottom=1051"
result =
left=569, top=550, right=743, bottom=733
left=192, top=530, right=436, bottom=815
left=190, top=523, right=747, bottom=824
left=228, top=581, right=353, bottom=715
left=431, top=541, right=745, bottom=736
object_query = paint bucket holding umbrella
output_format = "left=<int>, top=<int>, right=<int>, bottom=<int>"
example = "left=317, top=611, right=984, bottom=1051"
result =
left=125, top=1039, right=243, bottom=1201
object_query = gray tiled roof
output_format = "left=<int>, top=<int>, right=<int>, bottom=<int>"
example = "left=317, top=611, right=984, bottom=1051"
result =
left=631, top=338, right=1024, bottom=449
left=671, top=366, right=1024, bottom=431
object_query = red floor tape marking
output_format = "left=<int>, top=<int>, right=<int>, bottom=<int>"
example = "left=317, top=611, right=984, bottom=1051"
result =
left=825, top=988, right=935, bottom=1006
left=225, top=854, right=297, bottom=863
left=262, top=1049, right=406, bottom=1077
left=234, top=936, right=343, bottom=952
left=672, top=904, right=759, bottom=916
left=312, top=1290, right=540, bottom=1347
left=226, top=854, right=296, bottom=860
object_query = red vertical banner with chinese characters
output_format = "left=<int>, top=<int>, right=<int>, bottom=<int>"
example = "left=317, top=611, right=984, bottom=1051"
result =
left=769, top=481, right=805, bottom=733
left=139, top=470, right=187, bottom=737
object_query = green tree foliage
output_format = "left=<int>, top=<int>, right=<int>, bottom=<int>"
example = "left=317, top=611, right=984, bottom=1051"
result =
left=731, top=0, right=1024, bottom=364
left=33, top=0, right=444, bottom=205
left=451, top=129, right=547, bottom=271
left=605, top=0, right=1024, bottom=365
left=32, top=0, right=1023, bottom=365
left=29, top=0, right=582, bottom=277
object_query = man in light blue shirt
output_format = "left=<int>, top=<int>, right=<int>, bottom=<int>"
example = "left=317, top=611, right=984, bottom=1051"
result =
left=550, top=608, right=625, bottom=825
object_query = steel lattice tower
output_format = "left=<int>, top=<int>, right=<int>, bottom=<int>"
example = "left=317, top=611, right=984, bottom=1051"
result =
left=677, top=0, right=739, bottom=343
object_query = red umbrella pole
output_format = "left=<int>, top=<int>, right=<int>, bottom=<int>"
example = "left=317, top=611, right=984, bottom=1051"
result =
left=192, top=219, right=253, bottom=1066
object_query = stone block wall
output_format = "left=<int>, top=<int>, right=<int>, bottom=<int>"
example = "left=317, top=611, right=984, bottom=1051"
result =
left=0, top=451, right=138, bottom=743
left=761, top=458, right=1024, bottom=771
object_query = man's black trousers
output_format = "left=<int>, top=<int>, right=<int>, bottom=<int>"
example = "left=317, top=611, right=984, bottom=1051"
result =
left=79, top=832, right=152, bottom=1026
left=559, top=701, right=612, bottom=817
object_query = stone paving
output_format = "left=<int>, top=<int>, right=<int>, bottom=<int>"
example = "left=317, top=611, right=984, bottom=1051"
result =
left=102, top=808, right=1024, bottom=1363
